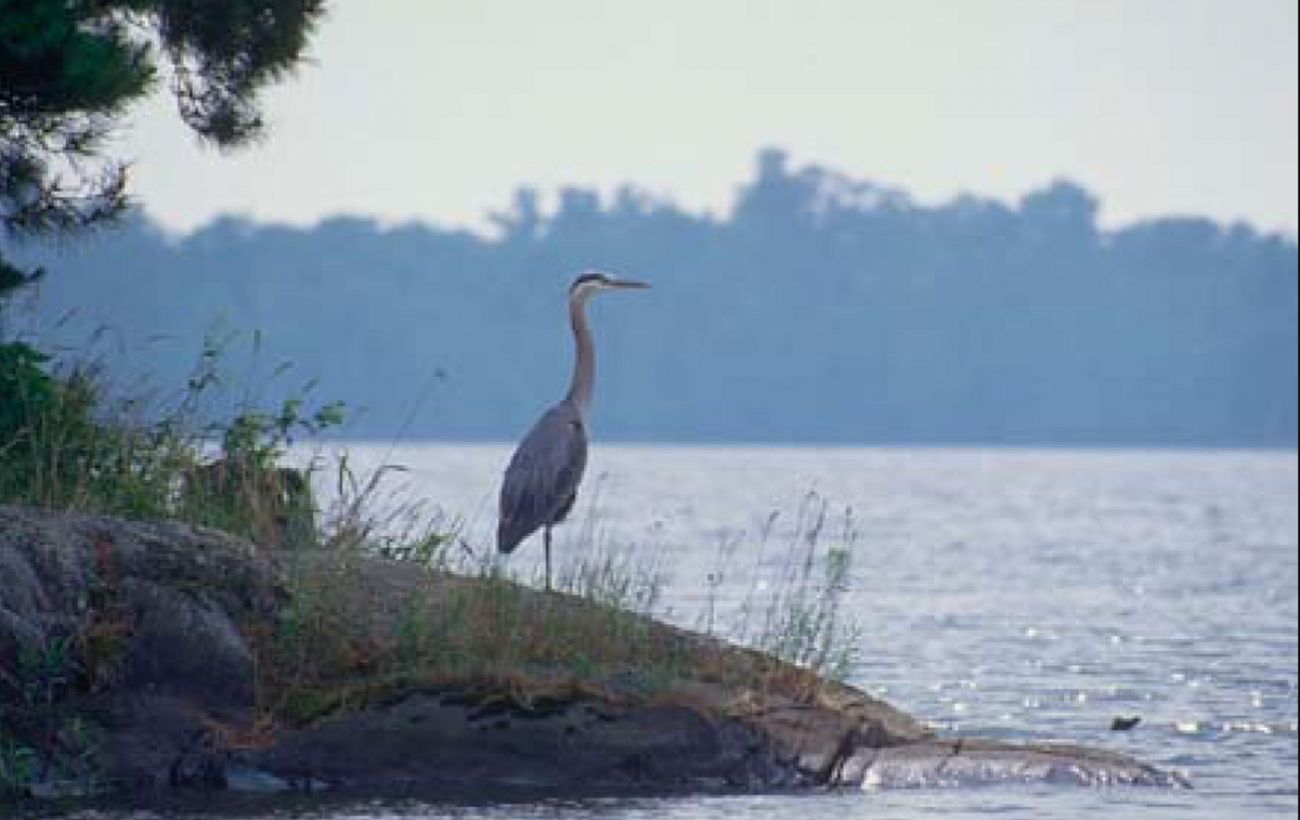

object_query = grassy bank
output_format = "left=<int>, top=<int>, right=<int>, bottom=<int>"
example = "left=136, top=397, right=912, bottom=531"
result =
left=0, top=337, right=863, bottom=796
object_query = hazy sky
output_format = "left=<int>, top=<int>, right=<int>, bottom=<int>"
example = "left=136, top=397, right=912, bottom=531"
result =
left=120, top=0, right=1299, bottom=236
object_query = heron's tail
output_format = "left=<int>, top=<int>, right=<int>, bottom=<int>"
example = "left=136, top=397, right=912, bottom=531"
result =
left=496, top=517, right=530, bottom=555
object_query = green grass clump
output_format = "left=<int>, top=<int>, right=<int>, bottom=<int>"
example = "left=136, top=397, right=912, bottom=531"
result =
left=0, top=730, right=38, bottom=799
left=252, top=487, right=864, bottom=726
left=0, top=334, right=343, bottom=546
left=254, top=542, right=693, bottom=726
left=0, top=636, right=106, bottom=799
left=0, top=342, right=178, bottom=519
left=730, top=494, right=863, bottom=685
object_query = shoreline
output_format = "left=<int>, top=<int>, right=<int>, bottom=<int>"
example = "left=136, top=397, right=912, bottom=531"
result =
left=0, top=504, right=1186, bottom=805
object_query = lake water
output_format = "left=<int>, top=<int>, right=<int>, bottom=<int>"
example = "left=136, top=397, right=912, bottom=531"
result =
left=102, top=446, right=1300, bottom=819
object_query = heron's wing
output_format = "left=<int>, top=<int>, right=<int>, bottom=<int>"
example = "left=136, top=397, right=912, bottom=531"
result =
left=497, top=404, right=588, bottom=553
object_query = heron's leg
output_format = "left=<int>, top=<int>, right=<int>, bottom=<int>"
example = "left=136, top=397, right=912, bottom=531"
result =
left=543, top=525, right=553, bottom=592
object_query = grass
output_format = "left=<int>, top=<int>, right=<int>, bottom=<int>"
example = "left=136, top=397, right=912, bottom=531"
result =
left=252, top=490, right=696, bottom=725
left=0, top=731, right=37, bottom=799
left=0, top=329, right=866, bottom=753
left=0, top=636, right=105, bottom=799
left=733, top=493, right=863, bottom=684
left=252, top=477, right=864, bottom=727
left=0, top=331, right=343, bottom=544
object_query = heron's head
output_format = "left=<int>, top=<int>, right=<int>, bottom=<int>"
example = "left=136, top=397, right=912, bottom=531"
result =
left=568, top=270, right=650, bottom=302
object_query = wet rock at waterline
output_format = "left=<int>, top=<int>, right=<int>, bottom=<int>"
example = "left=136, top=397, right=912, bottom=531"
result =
left=0, top=504, right=1187, bottom=799
left=834, top=738, right=1185, bottom=790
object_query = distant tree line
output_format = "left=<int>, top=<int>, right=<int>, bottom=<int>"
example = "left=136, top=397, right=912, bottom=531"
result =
left=8, top=149, right=1298, bottom=446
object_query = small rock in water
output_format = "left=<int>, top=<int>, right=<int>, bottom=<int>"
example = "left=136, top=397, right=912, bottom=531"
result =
left=1111, top=716, right=1142, bottom=731
left=225, top=765, right=291, bottom=794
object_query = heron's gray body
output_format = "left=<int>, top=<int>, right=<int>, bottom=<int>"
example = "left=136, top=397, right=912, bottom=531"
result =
left=497, top=401, right=588, bottom=554
left=496, top=271, right=647, bottom=587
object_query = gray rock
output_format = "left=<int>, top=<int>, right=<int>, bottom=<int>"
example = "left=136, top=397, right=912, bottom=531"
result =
left=99, top=693, right=216, bottom=791
left=0, top=504, right=281, bottom=794
left=833, top=739, right=1189, bottom=790
left=0, top=504, right=1187, bottom=800
left=224, top=765, right=293, bottom=794
left=120, top=582, right=256, bottom=711
left=0, top=504, right=279, bottom=691
left=240, top=692, right=785, bottom=794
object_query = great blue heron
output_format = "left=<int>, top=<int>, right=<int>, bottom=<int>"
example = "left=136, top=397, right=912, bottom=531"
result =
left=497, top=271, right=649, bottom=589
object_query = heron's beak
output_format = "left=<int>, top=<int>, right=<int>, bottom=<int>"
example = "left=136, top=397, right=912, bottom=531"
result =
left=608, top=278, right=650, bottom=290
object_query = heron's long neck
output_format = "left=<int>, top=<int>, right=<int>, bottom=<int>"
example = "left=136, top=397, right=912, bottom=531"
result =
left=565, top=295, right=595, bottom=416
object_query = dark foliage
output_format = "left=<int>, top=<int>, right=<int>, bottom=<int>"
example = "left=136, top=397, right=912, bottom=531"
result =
left=0, top=0, right=325, bottom=294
